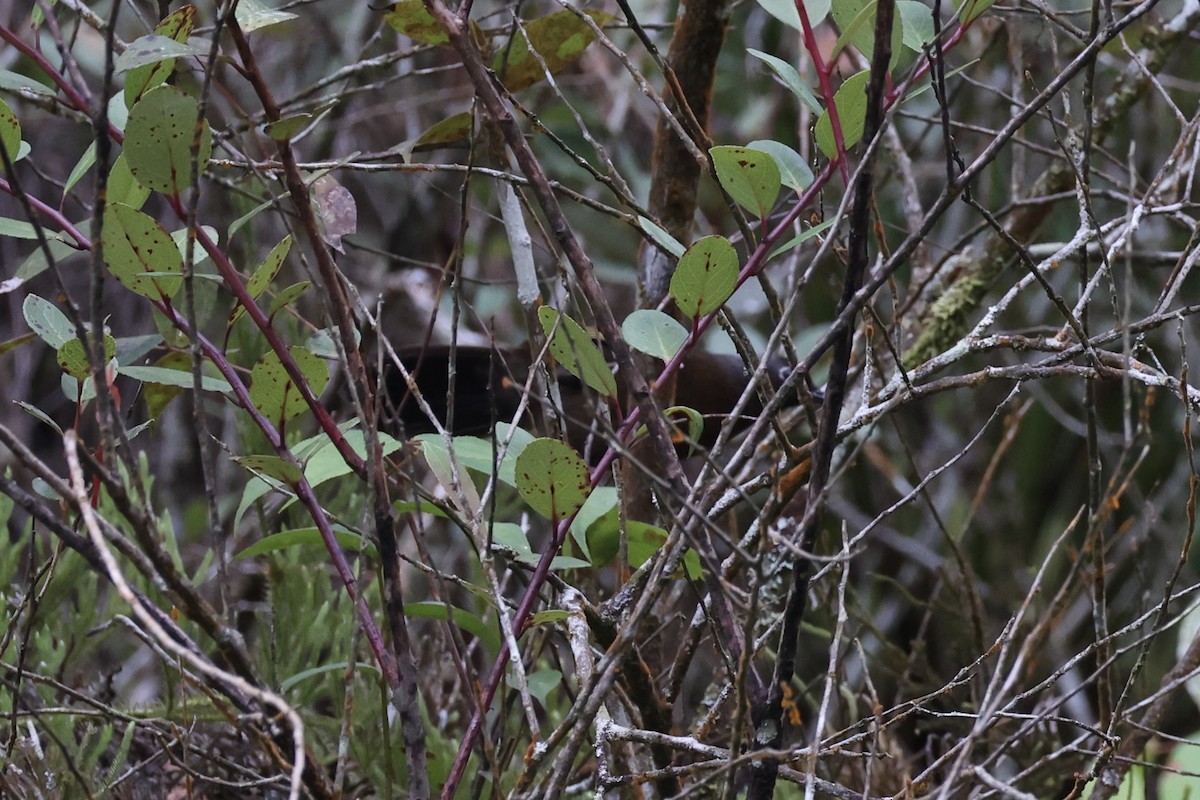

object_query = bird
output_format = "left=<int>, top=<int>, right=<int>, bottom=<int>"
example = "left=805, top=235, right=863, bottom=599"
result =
left=378, top=344, right=810, bottom=454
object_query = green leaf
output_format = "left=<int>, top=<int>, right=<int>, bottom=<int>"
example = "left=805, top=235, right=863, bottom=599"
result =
left=100, top=721, right=137, bottom=791
left=102, top=203, right=184, bottom=298
left=957, top=0, right=996, bottom=24
left=528, top=610, right=571, bottom=626
left=170, top=224, right=217, bottom=265
left=495, top=10, right=614, bottom=92
left=118, top=364, right=232, bottom=393
left=64, top=144, right=97, bottom=198
left=14, top=238, right=76, bottom=286
left=268, top=281, right=312, bottom=316
left=491, top=522, right=538, bottom=562
left=228, top=192, right=279, bottom=239
left=669, top=235, right=739, bottom=319
left=107, top=91, right=130, bottom=134
left=236, top=526, right=376, bottom=560
left=495, top=423, right=537, bottom=482
left=301, top=429, right=403, bottom=488
left=233, top=454, right=304, bottom=485
left=746, top=49, right=823, bottom=115
left=108, top=155, right=150, bottom=209
left=746, top=139, right=814, bottom=191
left=636, top=215, right=686, bottom=259
left=515, top=438, right=591, bottom=521
left=123, top=5, right=197, bottom=105
left=507, top=668, right=562, bottom=703
left=626, top=522, right=702, bottom=579
left=710, top=146, right=781, bottom=220
left=414, top=427, right=533, bottom=487
left=235, top=0, right=297, bottom=32
left=622, top=309, right=687, bottom=361
left=570, top=485, right=617, bottom=559
left=265, top=114, right=312, bottom=141
left=490, top=523, right=583, bottom=570
left=115, top=34, right=206, bottom=74
left=394, top=498, right=449, bottom=518
left=413, top=111, right=474, bottom=151
left=230, top=235, right=291, bottom=327
left=898, top=1, right=935, bottom=50
left=537, top=307, right=618, bottom=398
left=124, top=85, right=213, bottom=196
left=1083, top=763, right=1144, bottom=800
left=584, top=512, right=699, bottom=577
left=385, top=0, right=450, bottom=45
left=0, top=218, right=42, bottom=239
left=1161, top=735, right=1200, bottom=798
left=23, top=294, right=75, bottom=348
left=815, top=70, right=871, bottom=158
left=248, top=347, right=329, bottom=425
left=57, top=334, right=117, bottom=380
left=585, top=509, right=620, bottom=567
left=405, top=601, right=499, bottom=653
left=0, top=98, right=22, bottom=159
left=280, top=660, right=381, bottom=693
left=754, top=0, right=829, bottom=29
left=831, top=0, right=904, bottom=64
left=417, top=435, right=482, bottom=517
left=769, top=217, right=837, bottom=259
left=136, top=352, right=189, bottom=419
left=755, top=0, right=799, bottom=28
left=0, top=332, right=36, bottom=357
left=0, top=69, right=54, bottom=97
left=15, top=400, right=63, bottom=435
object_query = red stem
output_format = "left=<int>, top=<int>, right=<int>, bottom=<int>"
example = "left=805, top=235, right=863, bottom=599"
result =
left=796, top=0, right=849, bottom=182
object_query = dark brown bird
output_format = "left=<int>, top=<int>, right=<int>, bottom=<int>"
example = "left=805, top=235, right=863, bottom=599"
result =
left=381, top=344, right=808, bottom=453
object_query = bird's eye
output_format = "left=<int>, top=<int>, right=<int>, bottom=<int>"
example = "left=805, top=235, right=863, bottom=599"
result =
left=772, top=362, right=792, bottom=387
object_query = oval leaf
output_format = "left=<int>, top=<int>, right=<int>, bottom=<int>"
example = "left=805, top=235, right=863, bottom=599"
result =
left=235, top=0, right=297, bottom=32
left=957, top=0, right=995, bottom=24
left=233, top=454, right=304, bottom=485
left=249, top=346, right=329, bottom=425
left=413, top=111, right=474, bottom=151
left=385, top=0, right=450, bottom=45
left=0, top=98, right=21, bottom=159
left=746, top=139, right=814, bottom=191
left=115, top=34, right=201, bottom=74
left=103, top=202, right=183, bottom=298
left=831, top=0, right=904, bottom=64
left=515, top=437, right=591, bottom=521
left=23, top=294, right=74, bottom=348
left=537, top=306, right=617, bottom=398
left=405, top=601, right=499, bottom=653
left=669, top=235, right=739, bottom=319
left=746, top=49, right=823, bottom=115
left=124, top=85, right=213, bottom=196
left=898, top=1, right=935, bottom=50
left=754, top=0, right=829, bottom=29
left=495, top=10, right=613, bottom=92
left=57, top=334, right=116, bottom=380
left=231, top=235, right=291, bottom=327
left=711, top=145, right=781, bottom=220
left=119, top=363, right=233, bottom=393
left=123, top=5, right=197, bottom=105
left=815, top=70, right=871, bottom=158
left=108, top=154, right=150, bottom=209
left=269, top=280, right=312, bottom=316
left=636, top=215, right=686, bottom=259
left=622, top=309, right=687, bottom=361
